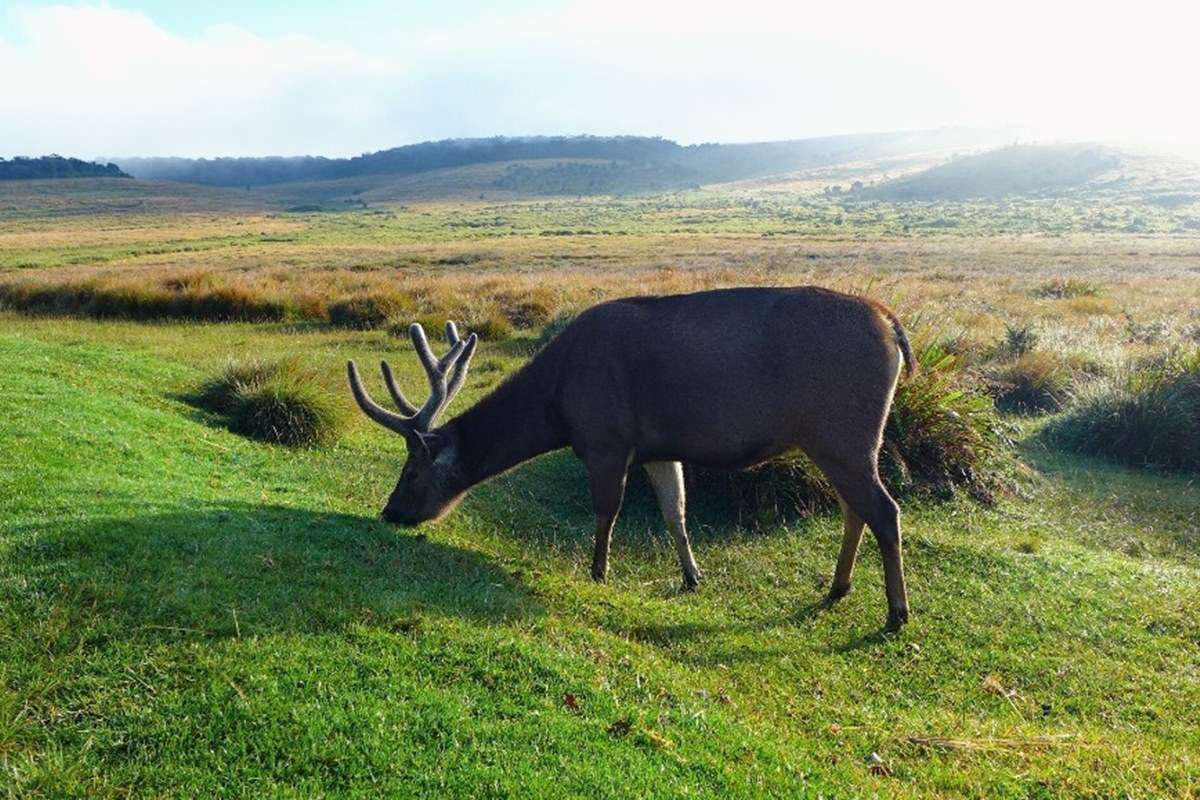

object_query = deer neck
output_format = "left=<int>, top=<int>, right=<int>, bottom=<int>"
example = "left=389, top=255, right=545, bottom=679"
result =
left=442, top=355, right=566, bottom=490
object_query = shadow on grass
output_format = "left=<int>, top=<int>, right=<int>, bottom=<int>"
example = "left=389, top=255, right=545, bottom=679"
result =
left=474, top=449, right=835, bottom=557
left=8, top=501, right=541, bottom=647
left=1019, top=436, right=1200, bottom=562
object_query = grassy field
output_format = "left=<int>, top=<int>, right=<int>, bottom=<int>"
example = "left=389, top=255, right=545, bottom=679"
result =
left=2, top=169, right=1200, bottom=797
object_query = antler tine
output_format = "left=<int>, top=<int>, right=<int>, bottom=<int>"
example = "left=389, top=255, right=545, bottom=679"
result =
left=408, top=323, right=440, bottom=376
left=347, top=361, right=413, bottom=435
left=379, top=360, right=419, bottom=416
left=443, top=333, right=478, bottom=407
left=404, top=323, right=469, bottom=431
left=350, top=323, right=478, bottom=435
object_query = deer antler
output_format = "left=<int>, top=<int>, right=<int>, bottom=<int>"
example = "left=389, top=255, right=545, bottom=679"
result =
left=347, top=321, right=479, bottom=435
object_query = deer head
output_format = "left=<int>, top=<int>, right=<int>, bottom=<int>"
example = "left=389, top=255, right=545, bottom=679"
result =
left=347, top=321, right=478, bottom=525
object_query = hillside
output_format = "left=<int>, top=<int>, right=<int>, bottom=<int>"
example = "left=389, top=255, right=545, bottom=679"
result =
left=862, top=143, right=1123, bottom=200
left=111, top=128, right=1012, bottom=191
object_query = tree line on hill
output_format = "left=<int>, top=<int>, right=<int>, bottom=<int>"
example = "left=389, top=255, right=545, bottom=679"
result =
left=111, top=129, right=1010, bottom=189
left=0, top=155, right=129, bottom=181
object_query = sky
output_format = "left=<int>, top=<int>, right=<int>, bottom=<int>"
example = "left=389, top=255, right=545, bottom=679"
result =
left=1, top=0, right=1199, bottom=158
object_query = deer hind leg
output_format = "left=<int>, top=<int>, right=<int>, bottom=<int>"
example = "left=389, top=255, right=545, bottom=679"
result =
left=815, top=456, right=909, bottom=631
left=585, top=454, right=630, bottom=583
left=644, top=461, right=702, bottom=590
left=827, top=493, right=866, bottom=602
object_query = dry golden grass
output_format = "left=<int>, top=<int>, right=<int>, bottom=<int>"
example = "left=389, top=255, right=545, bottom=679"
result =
left=2, top=199, right=1199, bottom=366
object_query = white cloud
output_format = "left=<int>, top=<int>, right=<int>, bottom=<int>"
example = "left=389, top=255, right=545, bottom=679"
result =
left=0, top=5, right=405, bottom=157
left=1, top=1, right=1198, bottom=158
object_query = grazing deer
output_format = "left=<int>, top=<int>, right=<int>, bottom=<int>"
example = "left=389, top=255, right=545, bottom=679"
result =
left=347, top=287, right=915, bottom=629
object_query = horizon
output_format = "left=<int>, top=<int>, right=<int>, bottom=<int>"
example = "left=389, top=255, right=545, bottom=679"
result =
left=3, top=1, right=1199, bottom=160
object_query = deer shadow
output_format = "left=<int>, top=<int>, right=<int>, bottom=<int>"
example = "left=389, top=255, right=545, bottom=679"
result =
left=8, top=501, right=541, bottom=645
left=471, top=449, right=830, bottom=557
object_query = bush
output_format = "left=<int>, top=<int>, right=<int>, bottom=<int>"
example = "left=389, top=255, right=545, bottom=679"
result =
left=1045, top=349, right=1200, bottom=472
left=688, top=342, right=1013, bottom=524
left=193, top=358, right=343, bottom=447
left=988, top=351, right=1073, bottom=415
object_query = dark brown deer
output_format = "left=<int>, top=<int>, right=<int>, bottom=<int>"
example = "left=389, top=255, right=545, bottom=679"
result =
left=347, top=286, right=915, bottom=629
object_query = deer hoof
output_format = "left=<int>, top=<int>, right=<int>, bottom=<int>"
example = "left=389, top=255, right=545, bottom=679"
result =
left=681, top=571, right=702, bottom=592
left=884, top=607, right=909, bottom=632
left=590, top=566, right=608, bottom=583
left=825, top=583, right=852, bottom=603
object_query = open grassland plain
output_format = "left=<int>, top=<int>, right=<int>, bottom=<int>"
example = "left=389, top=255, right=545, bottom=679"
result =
left=2, top=175, right=1200, bottom=797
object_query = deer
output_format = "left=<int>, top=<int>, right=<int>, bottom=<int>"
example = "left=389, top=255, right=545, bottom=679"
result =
left=347, top=286, right=915, bottom=630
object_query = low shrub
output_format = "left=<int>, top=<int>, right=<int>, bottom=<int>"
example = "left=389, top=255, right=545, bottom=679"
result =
left=987, top=351, right=1074, bottom=415
left=689, top=342, right=1013, bottom=525
left=193, top=357, right=343, bottom=447
left=1045, top=349, right=1200, bottom=472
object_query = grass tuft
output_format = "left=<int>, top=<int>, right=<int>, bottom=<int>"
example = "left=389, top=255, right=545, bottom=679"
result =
left=194, top=357, right=343, bottom=446
left=327, top=292, right=413, bottom=329
left=1033, top=278, right=1103, bottom=299
left=987, top=351, right=1074, bottom=415
left=466, top=312, right=515, bottom=341
left=1045, top=348, right=1200, bottom=472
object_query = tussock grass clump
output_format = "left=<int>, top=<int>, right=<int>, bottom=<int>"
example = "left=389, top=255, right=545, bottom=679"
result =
left=0, top=278, right=288, bottom=322
left=987, top=351, right=1074, bottom=415
left=882, top=344, right=1012, bottom=501
left=196, top=358, right=281, bottom=414
left=1033, top=278, right=1103, bottom=299
left=327, top=292, right=413, bottom=329
left=466, top=312, right=515, bottom=341
left=690, top=342, right=1012, bottom=524
left=194, top=358, right=343, bottom=447
left=1045, top=349, right=1200, bottom=472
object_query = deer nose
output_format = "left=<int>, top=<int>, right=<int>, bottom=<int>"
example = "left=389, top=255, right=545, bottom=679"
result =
left=381, top=506, right=415, bottom=527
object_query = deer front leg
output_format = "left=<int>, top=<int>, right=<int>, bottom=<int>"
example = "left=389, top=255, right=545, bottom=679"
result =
left=644, top=461, right=702, bottom=590
left=585, top=455, right=629, bottom=583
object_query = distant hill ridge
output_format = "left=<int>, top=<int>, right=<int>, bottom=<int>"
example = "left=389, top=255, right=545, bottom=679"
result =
left=863, top=143, right=1122, bottom=200
left=111, top=128, right=1009, bottom=189
left=0, top=155, right=128, bottom=181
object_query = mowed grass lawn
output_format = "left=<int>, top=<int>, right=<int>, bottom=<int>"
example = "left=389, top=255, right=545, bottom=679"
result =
left=1, top=315, right=1198, bottom=798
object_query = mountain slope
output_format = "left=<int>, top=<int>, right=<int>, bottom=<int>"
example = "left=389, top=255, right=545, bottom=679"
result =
left=112, top=128, right=1012, bottom=190
left=863, top=143, right=1123, bottom=200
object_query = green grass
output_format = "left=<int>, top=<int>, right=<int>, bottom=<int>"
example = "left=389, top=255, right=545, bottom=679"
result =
left=2, top=316, right=1199, bottom=797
